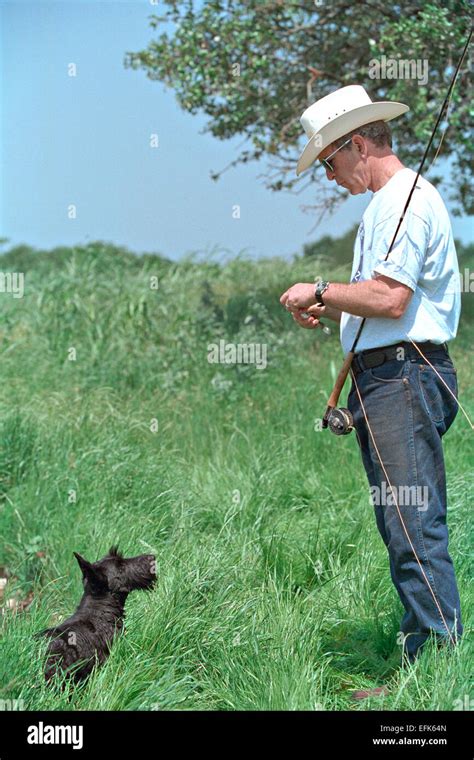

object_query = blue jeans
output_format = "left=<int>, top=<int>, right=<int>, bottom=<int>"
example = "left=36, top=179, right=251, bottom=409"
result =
left=347, top=343, right=463, bottom=664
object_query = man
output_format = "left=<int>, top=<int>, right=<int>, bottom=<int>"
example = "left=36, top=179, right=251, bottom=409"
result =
left=280, top=85, right=463, bottom=698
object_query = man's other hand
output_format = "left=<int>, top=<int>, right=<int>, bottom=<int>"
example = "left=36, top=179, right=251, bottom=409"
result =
left=292, top=305, right=326, bottom=329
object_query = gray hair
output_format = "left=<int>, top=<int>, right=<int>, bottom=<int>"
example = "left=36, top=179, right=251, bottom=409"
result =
left=331, top=120, right=392, bottom=150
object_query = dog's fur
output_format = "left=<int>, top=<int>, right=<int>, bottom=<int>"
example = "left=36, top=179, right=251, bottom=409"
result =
left=35, top=546, right=156, bottom=683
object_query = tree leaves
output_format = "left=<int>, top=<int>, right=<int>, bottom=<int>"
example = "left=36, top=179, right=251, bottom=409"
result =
left=124, top=0, right=473, bottom=216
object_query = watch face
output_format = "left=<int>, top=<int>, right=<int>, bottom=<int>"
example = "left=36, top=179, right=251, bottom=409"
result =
left=317, top=281, right=328, bottom=296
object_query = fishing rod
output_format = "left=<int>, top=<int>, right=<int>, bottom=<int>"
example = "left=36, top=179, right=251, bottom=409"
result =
left=322, top=28, right=473, bottom=436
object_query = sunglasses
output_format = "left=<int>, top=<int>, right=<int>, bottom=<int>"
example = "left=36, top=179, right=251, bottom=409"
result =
left=319, top=137, right=353, bottom=172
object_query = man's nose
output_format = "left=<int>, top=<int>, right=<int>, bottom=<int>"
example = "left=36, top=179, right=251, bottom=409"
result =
left=325, top=167, right=336, bottom=181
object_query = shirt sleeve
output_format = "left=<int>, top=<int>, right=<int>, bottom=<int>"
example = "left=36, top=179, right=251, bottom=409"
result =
left=372, top=207, right=430, bottom=292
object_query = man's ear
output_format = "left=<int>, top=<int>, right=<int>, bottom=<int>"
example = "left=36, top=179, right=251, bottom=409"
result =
left=352, top=135, right=366, bottom=156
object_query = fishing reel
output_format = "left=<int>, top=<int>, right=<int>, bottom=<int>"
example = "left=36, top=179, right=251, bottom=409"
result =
left=322, top=406, right=354, bottom=436
left=321, top=350, right=356, bottom=436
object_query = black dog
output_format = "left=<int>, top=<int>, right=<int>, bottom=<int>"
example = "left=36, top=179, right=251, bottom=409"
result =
left=36, top=546, right=156, bottom=683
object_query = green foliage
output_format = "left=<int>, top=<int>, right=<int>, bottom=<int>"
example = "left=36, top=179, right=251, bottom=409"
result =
left=0, top=411, right=38, bottom=501
left=0, top=240, right=471, bottom=710
left=302, top=224, right=359, bottom=268
left=124, top=0, right=473, bottom=214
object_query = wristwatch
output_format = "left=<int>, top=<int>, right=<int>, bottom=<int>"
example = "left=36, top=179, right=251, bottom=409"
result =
left=315, top=280, right=330, bottom=306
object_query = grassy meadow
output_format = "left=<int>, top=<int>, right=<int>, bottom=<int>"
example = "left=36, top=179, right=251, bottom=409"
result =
left=0, top=240, right=472, bottom=711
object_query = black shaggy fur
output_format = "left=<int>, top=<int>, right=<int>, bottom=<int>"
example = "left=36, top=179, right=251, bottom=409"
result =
left=35, top=546, right=156, bottom=683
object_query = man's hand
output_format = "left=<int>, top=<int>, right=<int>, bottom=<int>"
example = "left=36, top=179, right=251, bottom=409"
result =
left=279, top=283, right=316, bottom=312
left=280, top=283, right=329, bottom=330
left=292, top=305, right=326, bottom=329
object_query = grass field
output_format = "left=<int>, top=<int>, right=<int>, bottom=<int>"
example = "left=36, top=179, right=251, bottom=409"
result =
left=0, top=241, right=472, bottom=711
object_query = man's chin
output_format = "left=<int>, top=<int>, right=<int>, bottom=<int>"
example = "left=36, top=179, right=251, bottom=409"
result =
left=347, top=184, right=367, bottom=195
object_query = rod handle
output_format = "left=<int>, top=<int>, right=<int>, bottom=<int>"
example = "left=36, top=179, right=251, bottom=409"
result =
left=327, top=351, right=354, bottom=409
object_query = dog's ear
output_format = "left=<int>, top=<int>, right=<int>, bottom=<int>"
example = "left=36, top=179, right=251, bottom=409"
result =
left=73, top=552, right=106, bottom=588
left=73, top=552, right=91, bottom=575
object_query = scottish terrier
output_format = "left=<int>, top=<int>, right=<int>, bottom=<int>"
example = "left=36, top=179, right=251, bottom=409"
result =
left=35, top=546, right=156, bottom=683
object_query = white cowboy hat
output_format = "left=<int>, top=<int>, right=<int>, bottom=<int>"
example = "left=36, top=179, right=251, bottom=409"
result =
left=296, top=84, right=409, bottom=176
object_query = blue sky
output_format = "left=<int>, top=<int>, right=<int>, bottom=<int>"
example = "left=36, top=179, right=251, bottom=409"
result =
left=1, top=0, right=472, bottom=262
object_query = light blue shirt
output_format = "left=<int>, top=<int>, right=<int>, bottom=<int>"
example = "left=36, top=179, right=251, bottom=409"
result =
left=340, top=167, right=461, bottom=355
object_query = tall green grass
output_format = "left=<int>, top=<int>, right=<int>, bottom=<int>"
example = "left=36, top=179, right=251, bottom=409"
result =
left=0, top=241, right=472, bottom=711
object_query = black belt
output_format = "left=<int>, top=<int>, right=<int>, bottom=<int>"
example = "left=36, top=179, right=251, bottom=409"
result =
left=351, top=340, right=449, bottom=377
